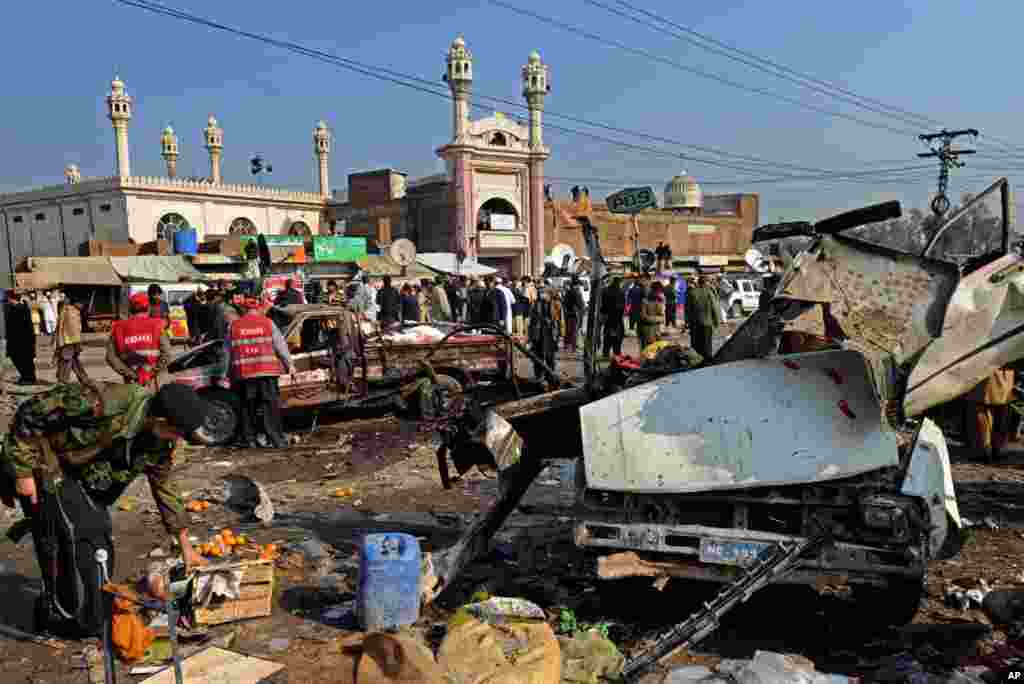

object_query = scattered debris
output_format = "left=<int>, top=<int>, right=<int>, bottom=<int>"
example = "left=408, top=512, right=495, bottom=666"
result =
left=117, top=496, right=138, bottom=512
left=438, top=618, right=561, bottom=684
left=223, top=475, right=274, bottom=523
left=983, top=588, right=1024, bottom=625
left=559, top=628, right=624, bottom=683
left=185, top=500, right=211, bottom=513
left=461, top=596, right=546, bottom=624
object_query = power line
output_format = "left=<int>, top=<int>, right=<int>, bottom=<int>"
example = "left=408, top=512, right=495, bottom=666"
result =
left=115, top=0, right=930, bottom=181
left=599, top=0, right=1024, bottom=157
left=489, top=0, right=927, bottom=138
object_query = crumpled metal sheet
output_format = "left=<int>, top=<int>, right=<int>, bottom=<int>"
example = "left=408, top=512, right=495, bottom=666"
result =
left=580, top=349, right=899, bottom=493
left=475, top=409, right=523, bottom=472
left=904, top=252, right=1024, bottom=416
left=776, top=235, right=959, bottom=364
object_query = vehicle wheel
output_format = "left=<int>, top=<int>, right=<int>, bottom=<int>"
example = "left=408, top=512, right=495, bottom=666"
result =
left=198, top=388, right=239, bottom=446
left=852, top=576, right=925, bottom=629
left=730, top=302, right=743, bottom=319
left=419, top=374, right=463, bottom=419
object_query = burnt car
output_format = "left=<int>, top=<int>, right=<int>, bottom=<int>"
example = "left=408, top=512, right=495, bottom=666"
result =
left=165, top=304, right=513, bottom=444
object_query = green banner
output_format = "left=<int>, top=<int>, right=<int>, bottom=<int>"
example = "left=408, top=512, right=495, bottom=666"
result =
left=312, top=236, right=368, bottom=262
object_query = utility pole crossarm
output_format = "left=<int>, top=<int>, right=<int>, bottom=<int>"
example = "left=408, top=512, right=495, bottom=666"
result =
left=918, top=127, right=979, bottom=217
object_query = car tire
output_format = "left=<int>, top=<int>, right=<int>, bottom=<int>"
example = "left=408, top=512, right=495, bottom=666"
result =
left=198, top=388, right=240, bottom=446
left=419, top=374, right=463, bottom=419
left=730, top=302, right=743, bottom=319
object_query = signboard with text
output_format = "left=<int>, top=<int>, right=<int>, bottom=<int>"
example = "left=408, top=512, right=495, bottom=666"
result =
left=239, top=235, right=306, bottom=263
left=312, top=236, right=369, bottom=262
left=606, top=186, right=658, bottom=215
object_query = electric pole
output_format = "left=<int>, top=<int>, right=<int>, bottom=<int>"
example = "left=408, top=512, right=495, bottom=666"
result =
left=917, top=128, right=978, bottom=216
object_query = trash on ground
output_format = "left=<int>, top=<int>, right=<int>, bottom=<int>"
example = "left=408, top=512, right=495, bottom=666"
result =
left=559, top=628, right=624, bottom=683
left=664, top=651, right=855, bottom=684
left=358, top=631, right=445, bottom=683
left=332, top=487, right=355, bottom=498
left=461, top=596, right=546, bottom=624
left=184, top=500, right=210, bottom=513
left=438, top=617, right=561, bottom=684
left=137, top=647, right=283, bottom=684
left=983, top=588, right=1024, bottom=625
left=117, top=496, right=138, bottom=512
left=222, top=475, right=274, bottom=523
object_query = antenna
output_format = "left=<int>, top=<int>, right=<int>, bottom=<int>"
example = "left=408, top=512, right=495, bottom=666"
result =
left=917, top=128, right=979, bottom=216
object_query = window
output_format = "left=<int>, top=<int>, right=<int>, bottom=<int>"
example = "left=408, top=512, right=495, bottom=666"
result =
left=490, top=132, right=507, bottom=146
left=288, top=220, right=312, bottom=237
left=34, top=213, right=45, bottom=221
left=72, top=208, right=85, bottom=216
left=12, top=216, right=23, bottom=224
left=229, top=217, right=256, bottom=235
left=156, top=212, right=189, bottom=240
left=99, top=203, right=112, bottom=212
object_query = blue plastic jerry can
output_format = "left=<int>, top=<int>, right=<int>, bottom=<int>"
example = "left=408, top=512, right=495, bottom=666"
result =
left=357, top=533, right=421, bottom=631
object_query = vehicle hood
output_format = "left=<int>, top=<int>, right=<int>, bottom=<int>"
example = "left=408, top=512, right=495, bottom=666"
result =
left=580, top=349, right=900, bottom=493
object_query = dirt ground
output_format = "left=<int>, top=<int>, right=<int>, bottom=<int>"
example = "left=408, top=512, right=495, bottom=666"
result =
left=2, top=323, right=1023, bottom=682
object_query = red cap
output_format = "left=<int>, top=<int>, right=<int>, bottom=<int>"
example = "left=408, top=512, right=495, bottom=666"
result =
left=130, top=293, right=150, bottom=312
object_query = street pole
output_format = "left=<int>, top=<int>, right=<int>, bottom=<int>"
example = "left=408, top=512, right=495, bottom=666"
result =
left=918, top=128, right=978, bottom=216
left=632, top=214, right=640, bottom=274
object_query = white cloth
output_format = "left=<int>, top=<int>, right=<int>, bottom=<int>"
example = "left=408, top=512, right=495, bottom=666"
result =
left=194, top=569, right=244, bottom=608
left=496, top=285, right=515, bottom=334
left=41, top=299, right=57, bottom=334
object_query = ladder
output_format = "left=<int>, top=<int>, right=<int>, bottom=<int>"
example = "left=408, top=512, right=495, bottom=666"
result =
left=621, top=527, right=832, bottom=682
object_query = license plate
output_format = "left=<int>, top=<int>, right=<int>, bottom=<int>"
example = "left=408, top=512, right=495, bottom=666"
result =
left=699, top=538, right=773, bottom=567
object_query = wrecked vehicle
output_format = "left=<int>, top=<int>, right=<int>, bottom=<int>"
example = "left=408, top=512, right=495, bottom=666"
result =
left=165, top=304, right=515, bottom=444
left=429, top=179, right=1020, bottom=641
left=574, top=179, right=1021, bottom=628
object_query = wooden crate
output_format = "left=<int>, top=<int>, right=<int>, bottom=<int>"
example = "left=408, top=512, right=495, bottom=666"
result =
left=192, top=559, right=275, bottom=626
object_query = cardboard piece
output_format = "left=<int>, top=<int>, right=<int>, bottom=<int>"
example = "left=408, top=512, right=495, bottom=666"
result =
left=138, top=647, right=283, bottom=684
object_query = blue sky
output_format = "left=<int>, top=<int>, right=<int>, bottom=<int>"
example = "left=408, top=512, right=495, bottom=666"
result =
left=2, top=0, right=1022, bottom=222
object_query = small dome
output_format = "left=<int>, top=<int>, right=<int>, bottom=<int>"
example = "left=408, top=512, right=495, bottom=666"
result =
left=111, top=76, right=125, bottom=90
left=664, top=172, right=703, bottom=210
left=316, top=120, right=328, bottom=131
left=452, top=35, right=465, bottom=48
left=163, top=125, right=174, bottom=135
left=528, top=50, right=541, bottom=64
left=207, top=115, right=218, bottom=127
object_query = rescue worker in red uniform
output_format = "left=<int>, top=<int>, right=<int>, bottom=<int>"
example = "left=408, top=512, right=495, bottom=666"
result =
left=107, top=293, right=171, bottom=386
left=229, top=297, right=294, bottom=449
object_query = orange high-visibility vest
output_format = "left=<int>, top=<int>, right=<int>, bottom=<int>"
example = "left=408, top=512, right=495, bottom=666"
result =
left=229, top=313, right=282, bottom=379
left=112, top=314, right=163, bottom=382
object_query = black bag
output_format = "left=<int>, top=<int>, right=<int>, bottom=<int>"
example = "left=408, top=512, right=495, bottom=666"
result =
left=32, top=478, right=115, bottom=638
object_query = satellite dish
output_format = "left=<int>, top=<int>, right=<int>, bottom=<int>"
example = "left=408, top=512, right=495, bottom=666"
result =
left=549, top=244, right=576, bottom=271
left=745, top=247, right=770, bottom=273
left=388, top=238, right=417, bottom=267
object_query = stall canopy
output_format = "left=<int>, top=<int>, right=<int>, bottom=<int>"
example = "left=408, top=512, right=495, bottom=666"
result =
left=416, top=253, right=497, bottom=277
left=356, top=255, right=435, bottom=279
left=109, top=256, right=206, bottom=283
left=18, top=257, right=122, bottom=288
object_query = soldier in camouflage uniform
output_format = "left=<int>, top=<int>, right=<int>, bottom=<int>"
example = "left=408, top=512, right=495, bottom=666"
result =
left=1, top=382, right=214, bottom=572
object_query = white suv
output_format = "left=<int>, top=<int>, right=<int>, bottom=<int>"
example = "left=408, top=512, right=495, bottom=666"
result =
left=723, top=278, right=761, bottom=318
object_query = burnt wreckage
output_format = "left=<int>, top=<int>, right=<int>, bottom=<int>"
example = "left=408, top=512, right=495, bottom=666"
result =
left=422, top=178, right=1021, bottom=678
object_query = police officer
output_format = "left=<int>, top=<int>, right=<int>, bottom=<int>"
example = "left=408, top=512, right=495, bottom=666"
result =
left=229, top=297, right=295, bottom=448
left=107, top=293, right=170, bottom=386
